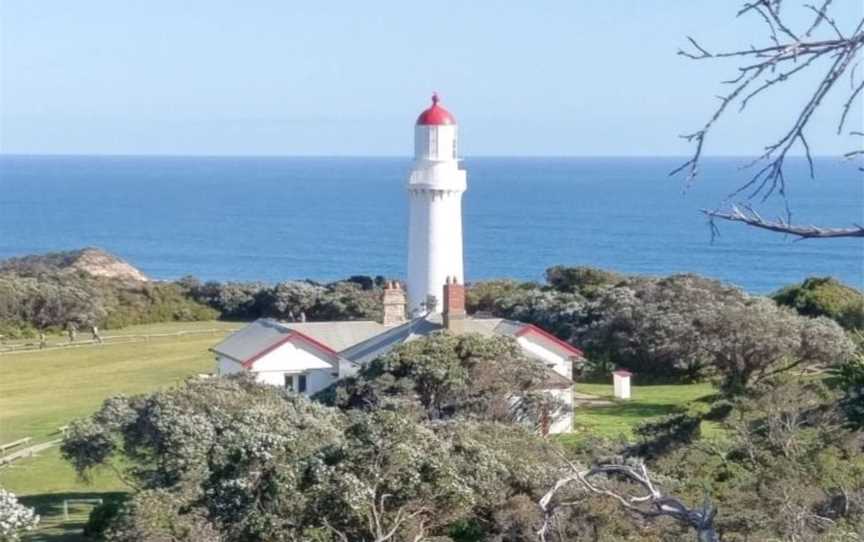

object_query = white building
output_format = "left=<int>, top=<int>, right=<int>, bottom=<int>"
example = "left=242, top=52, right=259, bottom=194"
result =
left=211, top=95, right=583, bottom=434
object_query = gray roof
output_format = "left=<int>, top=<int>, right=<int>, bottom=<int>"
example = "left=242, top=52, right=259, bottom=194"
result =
left=211, top=318, right=387, bottom=362
left=211, top=319, right=291, bottom=362
left=287, top=321, right=387, bottom=351
left=339, top=317, right=444, bottom=365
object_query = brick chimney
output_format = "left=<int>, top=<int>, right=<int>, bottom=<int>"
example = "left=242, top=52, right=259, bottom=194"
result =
left=382, top=281, right=407, bottom=327
left=443, top=276, right=466, bottom=334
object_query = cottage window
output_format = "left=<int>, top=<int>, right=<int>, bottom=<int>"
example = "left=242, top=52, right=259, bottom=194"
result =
left=284, top=373, right=308, bottom=394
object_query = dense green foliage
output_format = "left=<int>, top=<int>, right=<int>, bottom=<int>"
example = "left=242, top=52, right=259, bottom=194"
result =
left=829, top=331, right=864, bottom=430
left=62, top=372, right=864, bottom=541
left=317, top=333, right=562, bottom=427
left=773, top=276, right=864, bottom=330
left=61, top=376, right=567, bottom=542
left=544, top=265, right=624, bottom=298
left=0, top=487, right=39, bottom=542
left=0, top=273, right=217, bottom=338
left=0, top=249, right=389, bottom=338
left=180, top=275, right=385, bottom=322
left=469, top=269, right=854, bottom=387
left=645, top=377, right=864, bottom=541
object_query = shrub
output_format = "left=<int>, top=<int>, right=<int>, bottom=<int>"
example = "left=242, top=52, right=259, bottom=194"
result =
left=773, top=276, right=864, bottom=330
left=83, top=499, right=124, bottom=540
left=0, top=488, right=39, bottom=542
left=545, top=266, right=624, bottom=298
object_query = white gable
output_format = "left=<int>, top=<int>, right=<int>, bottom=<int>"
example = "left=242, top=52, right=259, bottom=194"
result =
left=516, top=335, right=572, bottom=379
left=251, top=341, right=334, bottom=373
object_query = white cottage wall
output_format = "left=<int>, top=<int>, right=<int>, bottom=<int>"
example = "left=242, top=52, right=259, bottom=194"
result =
left=516, top=336, right=573, bottom=379
left=215, top=342, right=338, bottom=395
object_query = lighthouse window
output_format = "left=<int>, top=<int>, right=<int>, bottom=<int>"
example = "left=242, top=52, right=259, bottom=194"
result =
left=429, top=129, right=438, bottom=157
left=452, top=138, right=457, bottom=159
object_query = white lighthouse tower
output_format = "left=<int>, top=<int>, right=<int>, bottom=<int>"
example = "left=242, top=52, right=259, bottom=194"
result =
left=407, top=94, right=466, bottom=314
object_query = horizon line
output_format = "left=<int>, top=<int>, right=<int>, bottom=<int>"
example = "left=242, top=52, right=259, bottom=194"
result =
left=0, top=152, right=846, bottom=160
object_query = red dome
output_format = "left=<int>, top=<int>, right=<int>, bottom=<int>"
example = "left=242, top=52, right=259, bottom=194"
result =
left=416, top=93, right=456, bottom=125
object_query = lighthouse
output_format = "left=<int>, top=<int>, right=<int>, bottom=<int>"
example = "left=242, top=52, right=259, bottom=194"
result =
left=406, top=93, right=467, bottom=314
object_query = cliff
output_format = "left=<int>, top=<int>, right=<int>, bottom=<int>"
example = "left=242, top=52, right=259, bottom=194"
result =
left=0, top=247, right=149, bottom=282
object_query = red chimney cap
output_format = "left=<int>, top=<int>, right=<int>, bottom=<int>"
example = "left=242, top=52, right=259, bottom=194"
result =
left=416, top=93, right=456, bottom=126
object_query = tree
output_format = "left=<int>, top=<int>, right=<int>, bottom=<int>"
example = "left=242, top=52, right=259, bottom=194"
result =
left=707, top=298, right=853, bottom=393
left=308, top=410, right=472, bottom=542
left=674, top=1, right=864, bottom=238
left=574, top=274, right=854, bottom=388
left=99, top=490, right=222, bottom=542
left=538, top=458, right=718, bottom=542
left=487, top=288, right=586, bottom=341
left=61, top=375, right=565, bottom=541
left=0, top=488, right=39, bottom=542
left=466, top=279, right=529, bottom=314
left=576, top=275, right=748, bottom=380
left=544, top=266, right=623, bottom=299
left=317, top=333, right=559, bottom=428
left=650, top=377, right=864, bottom=540
left=830, top=335, right=864, bottom=428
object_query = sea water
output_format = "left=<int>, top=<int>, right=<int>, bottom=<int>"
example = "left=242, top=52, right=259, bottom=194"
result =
left=0, top=155, right=861, bottom=293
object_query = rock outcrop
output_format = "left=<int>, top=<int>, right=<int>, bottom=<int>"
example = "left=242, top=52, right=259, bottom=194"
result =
left=0, top=247, right=149, bottom=282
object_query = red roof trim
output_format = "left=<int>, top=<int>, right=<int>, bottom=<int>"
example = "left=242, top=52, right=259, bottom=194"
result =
left=288, top=330, right=341, bottom=361
left=241, top=330, right=340, bottom=369
left=613, top=369, right=633, bottom=377
left=515, top=324, right=584, bottom=357
left=242, top=334, right=295, bottom=369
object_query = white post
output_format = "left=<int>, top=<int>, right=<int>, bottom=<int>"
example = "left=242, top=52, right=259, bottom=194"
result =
left=613, top=370, right=632, bottom=400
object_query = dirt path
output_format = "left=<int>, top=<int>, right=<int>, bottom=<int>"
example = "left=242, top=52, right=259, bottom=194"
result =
left=0, top=439, right=61, bottom=467
left=573, top=391, right=615, bottom=407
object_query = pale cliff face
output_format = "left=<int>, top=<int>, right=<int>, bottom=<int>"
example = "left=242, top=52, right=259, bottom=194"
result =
left=71, top=248, right=149, bottom=282
left=0, top=247, right=149, bottom=282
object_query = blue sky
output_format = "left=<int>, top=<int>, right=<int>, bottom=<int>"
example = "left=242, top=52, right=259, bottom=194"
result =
left=1, top=1, right=861, bottom=156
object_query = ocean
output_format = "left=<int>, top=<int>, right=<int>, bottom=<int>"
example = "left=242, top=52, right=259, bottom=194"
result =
left=0, top=155, right=861, bottom=293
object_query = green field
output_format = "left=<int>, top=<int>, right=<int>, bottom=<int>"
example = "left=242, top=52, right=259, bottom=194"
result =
left=0, top=320, right=238, bottom=541
left=563, top=381, right=719, bottom=444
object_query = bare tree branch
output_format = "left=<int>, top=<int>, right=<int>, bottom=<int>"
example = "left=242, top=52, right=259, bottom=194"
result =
left=538, top=457, right=718, bottom=542
left=672, top=1, right=864, bottom=238
left=703, top=204, right=864, bottom=239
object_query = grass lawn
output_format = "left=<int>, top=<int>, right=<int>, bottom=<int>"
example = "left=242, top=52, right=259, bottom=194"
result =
left=0, top=320, right=238, bottom=542
left=2, top=320, right=240, bottom=349
left=561, top=381, right=719, bottom=445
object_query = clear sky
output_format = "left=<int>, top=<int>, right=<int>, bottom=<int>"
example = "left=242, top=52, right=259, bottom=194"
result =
left=1, top=1, right=861, bottom=156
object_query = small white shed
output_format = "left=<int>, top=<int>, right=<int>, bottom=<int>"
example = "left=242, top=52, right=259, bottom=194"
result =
left=613, top=369, right=633, bottom=400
